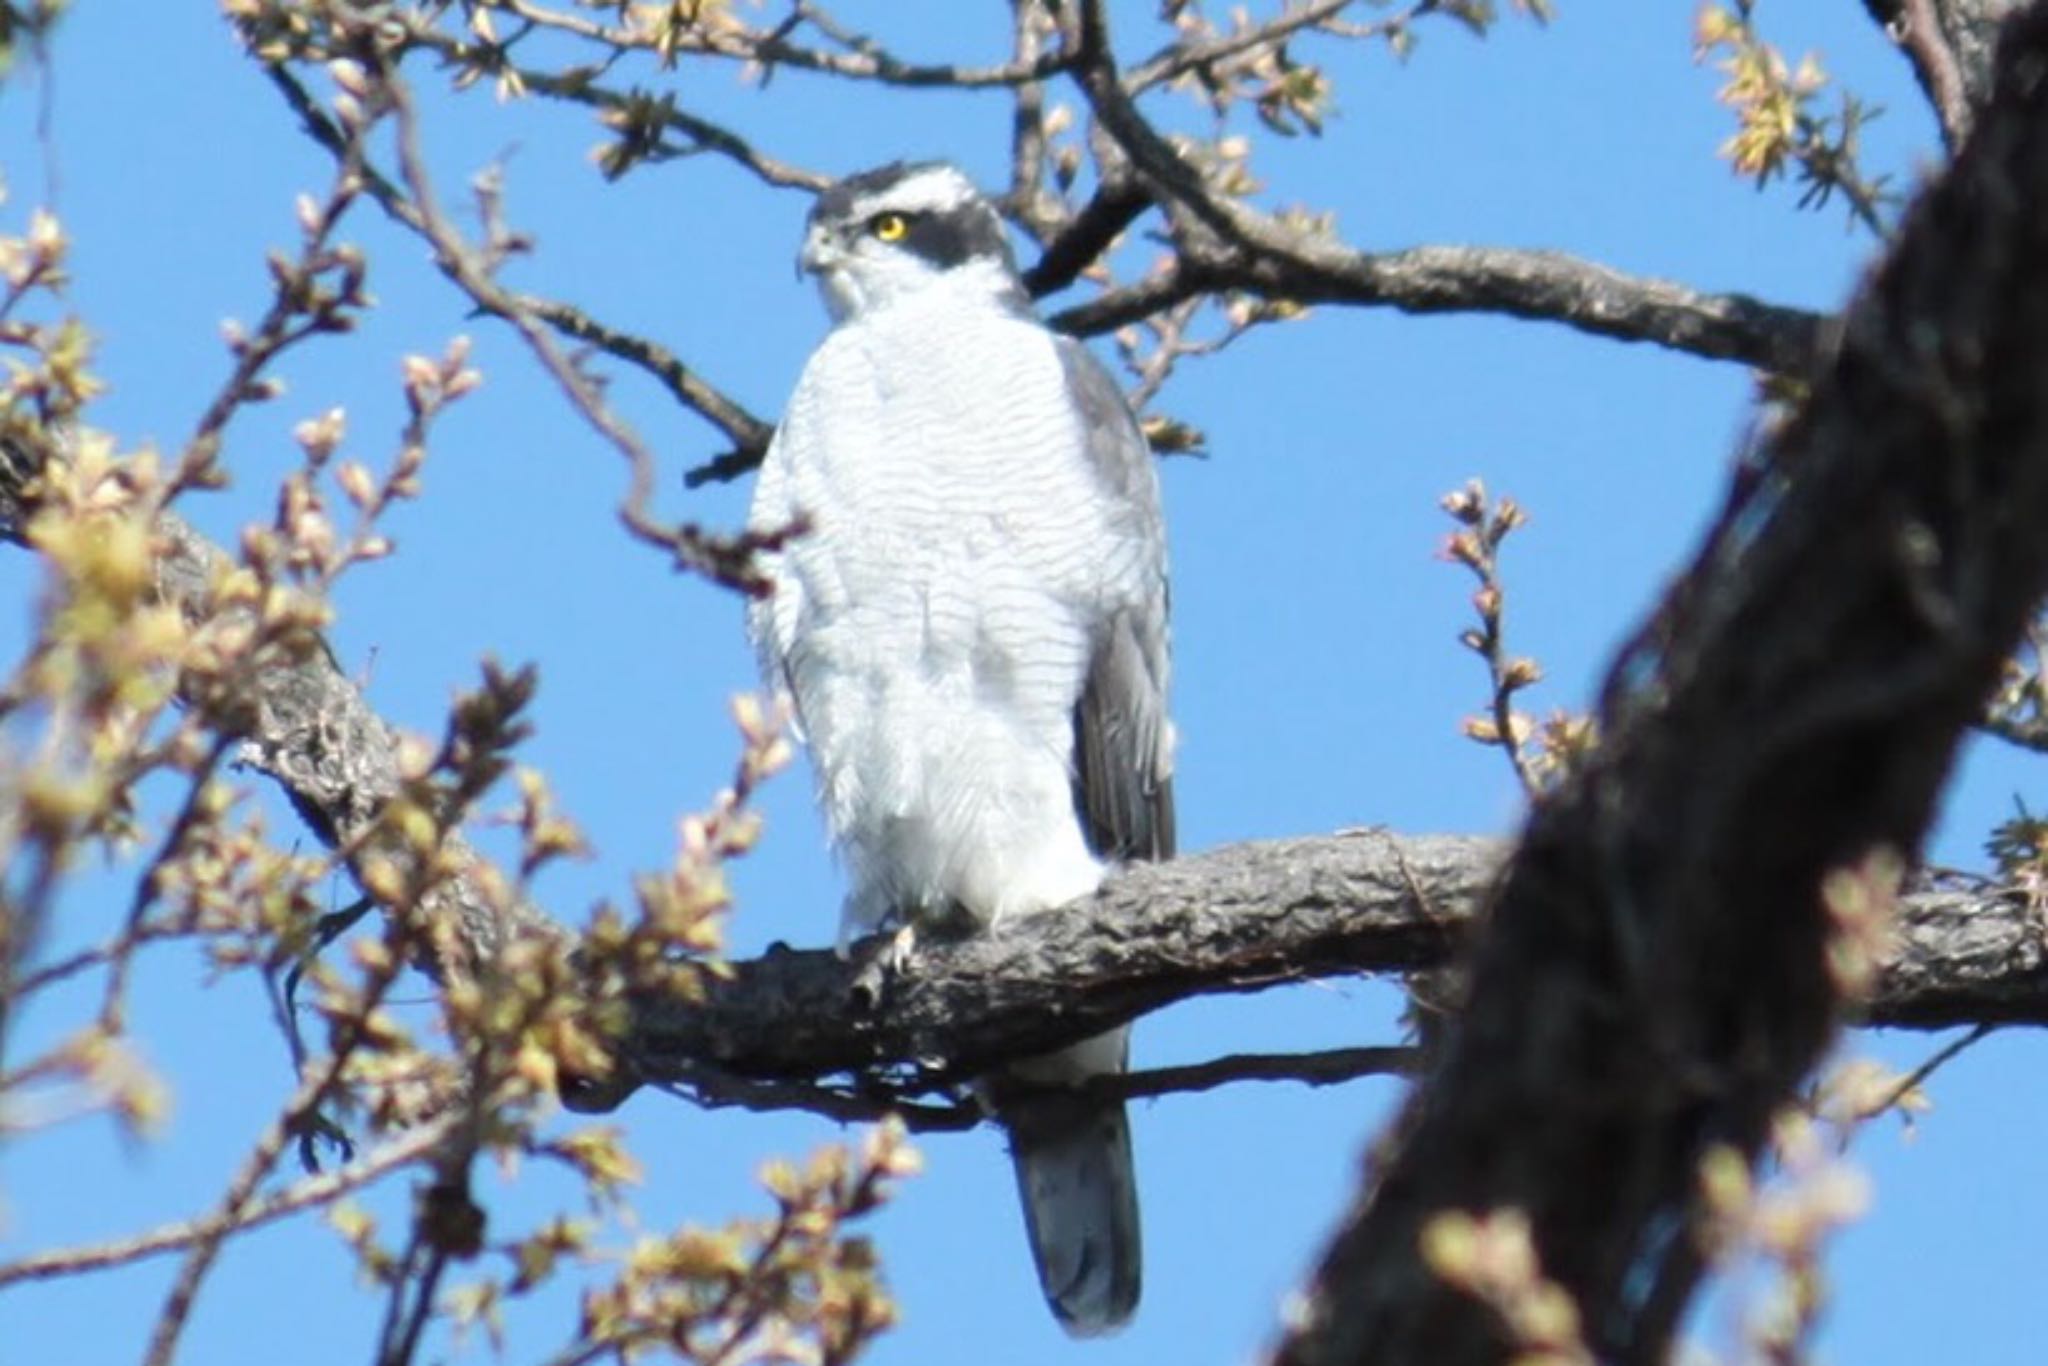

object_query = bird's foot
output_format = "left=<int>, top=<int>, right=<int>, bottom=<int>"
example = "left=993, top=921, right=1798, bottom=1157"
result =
left=850, top=921, right=918, bottom=1011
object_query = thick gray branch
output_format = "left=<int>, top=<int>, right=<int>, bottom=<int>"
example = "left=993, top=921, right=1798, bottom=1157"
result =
left=156, top=513, right=562, bottom=969
left=610, top=834, right=2046, bottom=1096
left=1050, top=245, right=1825, bottom=374
left=1235, top=243, right=1822, bottom=372
left=0, top=440, right=559, bottom=977
left=626, top=832, right=1483, bottom=1087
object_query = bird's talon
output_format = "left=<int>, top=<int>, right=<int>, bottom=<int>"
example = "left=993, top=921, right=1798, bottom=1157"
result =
left=849, top=922, right=920, bottom=1011
left=886, top=921, right=918, bottom=973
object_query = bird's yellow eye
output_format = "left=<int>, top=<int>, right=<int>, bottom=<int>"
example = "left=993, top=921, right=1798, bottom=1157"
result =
left=870, top=211, right=910, bottom=242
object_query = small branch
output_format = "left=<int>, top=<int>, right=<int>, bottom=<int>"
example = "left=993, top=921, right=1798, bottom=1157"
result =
left=682, top=446, right=773, bottom=489
left=642, top=1043, right=1421, bottom=1133
left=404, top=26, right=830, bottom=191
left=1116, top=296, right=1213, bottom=411
left=1108, top=1045, right=1420, bottom=1100
left=142, top=934, right=423, bottom=1366
left=178, top=151, right=368, bottom=494
left=490, top=0, right=1079, bottom=88
left=377, top=61, right=780, bottom=594
left=517, top=293, right=775, bottom=460
left=1876, top=1021, right=1995, bottom=1119
left=1048, top=261, right=1212, bottom=338
left=1442, top=483, right=1544, bottom=797
left=1067, top=2, right=1825, bottom=372
left=1004, top=0, right=1058, bottom=242
left=262, top=64, right=776, bottom=495
left=0, top=1118, right=455, bottom=1288
left=1123, top=0, right=1368, bottom=92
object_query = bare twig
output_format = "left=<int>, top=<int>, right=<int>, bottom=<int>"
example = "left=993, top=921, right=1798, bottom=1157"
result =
left=1441, top=482, right=1544, bottom=796
left=260, top=64, right=778, bottom=492
left=141, top=933, right=420, bottom=1366
left=1003, top=0, right=1061, bottom=243
left=95, top=736, right=237, bottom=1036
left=517, top=293, right=775, bottom=460
left=489, top=0, right=1078, bottom=88
left=1124, top=0, right=1371, bottom=92
left=376, top=62, right=783, bottom=594
left=1876, top=1021, right=1995, bottom=1119
left=0, top=1117, right=455, bottom=1288
left=178, top=152, right=368, bottom=497
left=402, top=26, right=829, bottom=190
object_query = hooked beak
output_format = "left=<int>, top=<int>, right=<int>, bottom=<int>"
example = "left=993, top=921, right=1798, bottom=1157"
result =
left=797, top=223, right=835, bottom=279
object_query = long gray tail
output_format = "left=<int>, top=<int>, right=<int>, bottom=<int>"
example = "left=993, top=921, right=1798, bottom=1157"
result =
left=1000, top=1034, right=1141, bottom=1336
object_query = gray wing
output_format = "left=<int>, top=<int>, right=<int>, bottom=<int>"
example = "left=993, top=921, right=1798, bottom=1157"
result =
left=1055, top=336, right=1175, bottom=864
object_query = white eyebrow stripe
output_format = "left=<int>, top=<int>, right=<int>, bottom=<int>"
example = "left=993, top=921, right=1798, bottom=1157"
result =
left=838, top=169, right=980, bottom=223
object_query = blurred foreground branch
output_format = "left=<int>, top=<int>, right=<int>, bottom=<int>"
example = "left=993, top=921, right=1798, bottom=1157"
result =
left=1275, top=8, right=2048, bottom=1364
left=0, top=438, right=564, bottom=983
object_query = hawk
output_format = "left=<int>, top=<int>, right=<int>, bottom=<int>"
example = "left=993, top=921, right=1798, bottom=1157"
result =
left=746, top=161, right=1174, bottom=1336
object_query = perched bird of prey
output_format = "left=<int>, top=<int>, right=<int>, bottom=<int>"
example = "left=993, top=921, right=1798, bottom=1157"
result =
left=746, top=160, right=1174, bottom=1336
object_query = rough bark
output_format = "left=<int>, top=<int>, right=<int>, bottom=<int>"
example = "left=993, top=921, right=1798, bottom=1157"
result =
left=610, top=833, right=2044, bottom=1093
left=1271, top=10, right=2048, bottom=1365
left=0, top=440, right=562, bottom=980
left=1048, top=245, right=1825, bottom=376
left=1930, top=0, right=2028, bottom=105
left=1866, top=0, right=2032, bottom=147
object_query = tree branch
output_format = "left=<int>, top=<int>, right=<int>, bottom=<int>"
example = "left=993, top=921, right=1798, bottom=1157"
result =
left=1049, top=243, right=1825, bottom=373
left=577, top=833, right=2048, bottom=1106
left=0, top=1116, right=457, bottom=1288
left=1123, top=0, right=1376, bottom=93
left=0, top=435, right=558, bottom=980
left=260, top=63, right=780, bottom=491
left=484, top=0, right=1080, bottom=89
left=1020, top=174, right=1153, bottom=300
left=646, top=1044, right=1421, bottom=1134
left=1060, top=5, right=1825, bottom=372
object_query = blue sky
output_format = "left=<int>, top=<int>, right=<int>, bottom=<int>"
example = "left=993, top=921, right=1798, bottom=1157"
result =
left=1, top=3, right=2040, bottom=1364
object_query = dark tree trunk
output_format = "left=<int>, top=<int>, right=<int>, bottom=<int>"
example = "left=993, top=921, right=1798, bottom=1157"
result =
left=1274, top=9, right=2048, bottom=1363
